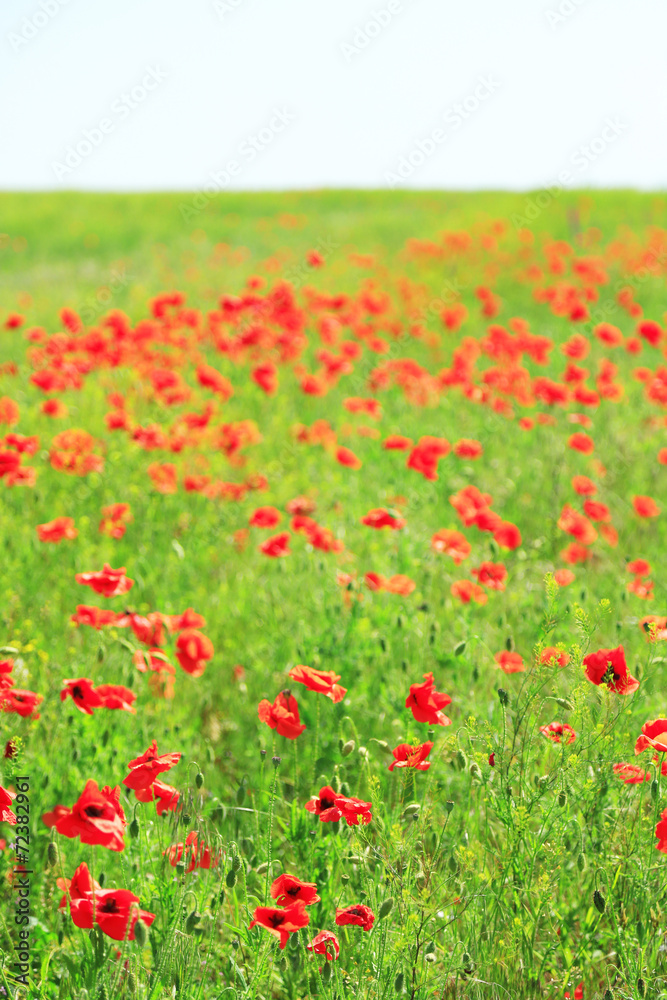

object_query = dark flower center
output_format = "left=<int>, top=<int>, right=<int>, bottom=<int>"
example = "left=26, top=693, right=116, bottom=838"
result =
left=84, top=805, right=105, bottom=818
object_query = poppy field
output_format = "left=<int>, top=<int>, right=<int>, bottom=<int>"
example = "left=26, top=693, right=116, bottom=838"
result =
left=2, top=189, right=667, bottom=999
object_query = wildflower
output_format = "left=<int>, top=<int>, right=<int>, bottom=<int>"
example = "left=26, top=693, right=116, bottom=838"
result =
left=539, top=722, right=576, bottom=745
left=287, top=664, right=346, bottom=703
left=122, top=741, right=181, bottom=790
left=271, top=874, right=321, bottom=906
left=36, top=516, right=77, bottom=543
left=175, top=629, right=214, bottom=676
left=335, top=904, right=375, bottom=931
left=55, top=780, right=126, bottom=852
left=406, top=673, right=452, bottom=726
left=583, top=646, right=639, bottom=695
left=388, top=741, right=433, bottom=771
left=258, top=691, right=306, bottom=739
left=307, top=929, right=340, bottom=960
left=495, top=651, right=525, bottom=674
left=249, top=900, right=310, bottom=948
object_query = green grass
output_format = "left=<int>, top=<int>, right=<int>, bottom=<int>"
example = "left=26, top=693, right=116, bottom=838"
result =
left=0, top=190, right=667, bottom=999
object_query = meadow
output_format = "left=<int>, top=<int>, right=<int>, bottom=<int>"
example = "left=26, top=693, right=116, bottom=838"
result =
left=1, top=189, right=667, bottom=999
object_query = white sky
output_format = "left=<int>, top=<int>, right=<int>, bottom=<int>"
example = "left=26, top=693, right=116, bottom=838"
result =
left=0, top=0, right=665, bottom=191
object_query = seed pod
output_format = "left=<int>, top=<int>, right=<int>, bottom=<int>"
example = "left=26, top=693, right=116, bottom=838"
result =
left=497, top=688, right=509, bottom=706
left=195, top=772, right=204, bottom=789
left=594, top=889, right=606, bottom=913
left=454, top=641, right=466, bottom=657
left=394, top=972, right=405, bottom=993
left=445, top=800, right=454, bottom=813
left=134, top=919, right=148, bottom=947
left=378, top=897, right=394, bottom=919
left=225, top=868, right=237, bottom=887
left=47, top=842, right=58, bottom=868
left=341, top=739, right=355, bottom=757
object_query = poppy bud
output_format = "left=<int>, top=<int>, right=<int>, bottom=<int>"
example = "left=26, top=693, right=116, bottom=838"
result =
left=271, top=756, right=281, bottom=768
left=469, top=762, right=482, bottom=780
left=341, top=873, right=349, bottom=882
left=260, top=749, right=266, bottom=758
left=397, top=615, right=404, bottom=628
left=445, top=800, right=454, bottom=813
left=558, top=790, right=567, bottom=808
left=425, top=939, right=436, bottom=954
left=378, top=897, right=394, bottom=919
left=226, top=868, right=238, bottom=887
left=219, top=888, right=225, bottom=904
left=448, top=853, right=457, bottom=872
left=403, top=803, right=420, bottom=818
left=340, top=782, right=350, bottom=797
left=401, top=659, right=408, bottom=672
left=594, top=889, right=606, bottom=913
left=127, top=970, right=137, bottom=994
left=651, top=779, right=659, bottom=801
left=637, top=919, right=645, bottom=943
left=394, top=972, right=404, bottom=993
left=379, top=637, right=387, bottom=652
left=232, top=853, right=242, bottom=872
left=134, top=919, right=148, bottom=947
left=340, top=739, right=355, bottom=757
left=427, top=730, right=435, bottom=741
left=185, top=910, right=200, bottom=934
left=637, top=978, right=645, bottom=997
left=47, top=842, right=58, bottom=867
left=602, top=990, right=613, bottom=1000
left=497, top=688, right=509, bottom=706
left=236, top=785, right=246, bottom=805
left=129, top=817, right=140, bottom=839
left=358, top=746, right=368, bottom=759
left=454, top=641, right=466, bottom=657
left=322, top=962, right=332, bottom=982
left=98, top=872, right=105, bottom=887
left=555, top=697, right=573, bottom=710
left=426, top=953, right=436, bottom=963
left=577, top=851, right=587, bottom=872
left=195, top=772, right=204, bottom=789
left=454, top=749, right=467, bottom=771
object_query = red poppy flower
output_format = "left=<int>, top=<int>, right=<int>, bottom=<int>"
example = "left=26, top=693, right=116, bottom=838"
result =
left=305, top=785, right=342, bottom=823
left=336, top=446, right=362, bottom=469
left=582, top=646, right=639, bottom=695
left=99, top=503, right=133, bottom=539
left=271, top=873, right=321, bottom=906
left=633, top=495, right=660, bottom=518
left=307, top=929, right=340, bottom=961
left=655, top=810, right=667, bottom=853
left=36, top=516, right=77, bottom=543
left=123, top=740, right=181, bottom=790
left=539, top=722, right=576, bottom=745
left=453, top=439, right=483, bottom=459
left=165, top=831, right=221, bottom=872
left=635, top=718, right=667, bottom=755
left=493, top=522, right=522, bottom=550
left=553, top=568, right=575, bottom=587
left=450, top=580, right=488, bottom=605
left=335, top=904, right=375, bottom=931
left=287, top=664, right=346, bottom=703
left=286, top=495, right=316, bottom=515
left=364, top=571, right=386, bottom=591
left=540, top=647, right=570, bottom=667
left=572, top=475, right=597, bottom=496
left=383, top=435, right=413, bottom=451
left=55, top=780, right=126, bottom=852
left=431, top=529, right=471, bottom=564
left=495, top=651, right=525, bottom=674
left=249, top=506, right=281, bottom=528
left=557, top=505, right=597, bottom=545
left=385, top=574, right=415, bottom=595
left=360, top=508, right=405, bottom=530
left=0, top=785, right=16, bottom=825
left=94, top=888, right=156, bottom=941
left=42, top=804, right=69, bottom=828
left=471, top=562, right=507, bottom=590
left=134, top=779, right=180, bottom=815
left=57, top=862, right=102, bottom=929
left=406, top=673, right=452, bottom=726
left=568, top=432, right=594, bottom=454
left=71, top=605, right=119, bottom=629
left=260, top=531, right=291, bottom=557
left=613, top=762, right=649, bottom=784
left=95, top=684, right=136, bottom=713
left=564, top=983, right=583, bottom=1000
left=175, top=629, right=214, bottom=676
left=388, top=741, right=434, bottom=771
left=0, top=688, right=43, bottom=719
left=336, top=794, right=373, bottom=826
left=258, top=690, right=306, bottom=739
left=407, top=437, right=450, bottom=480
left=249, top=900, right=310, bottom=949
left=60, top=678, right=105, bottom=715
left=75, top=564, right=134, bottom=598
left=627, top=558, right=651, bottom=576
